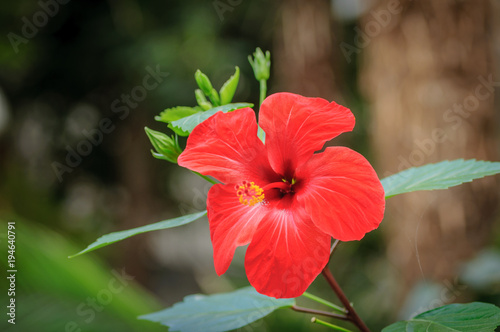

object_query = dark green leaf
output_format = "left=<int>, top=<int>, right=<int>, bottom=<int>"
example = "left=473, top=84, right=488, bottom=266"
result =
left=69, top=211, right=206, bottom=258
left=139, top=286, right=295, bottom=332
left=381, top=159, right=500, bottom=198
left=382, top=302, right=500, bottom=332
left=170, top=102, right=253, bottom=136
left=219, top=66, right=240, bottom=105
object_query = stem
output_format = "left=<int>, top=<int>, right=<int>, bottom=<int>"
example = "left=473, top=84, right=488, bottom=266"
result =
left=291, top=305, right=348, bottom=320
left=322, top=267, right=371, bottom=332
left=311, top=317, right=354, bottom=332
left=302, top=292, right=346, bottom=314
left=257, top=79, right=267, bottom=141
left=259, top=79, right=267, bottom=107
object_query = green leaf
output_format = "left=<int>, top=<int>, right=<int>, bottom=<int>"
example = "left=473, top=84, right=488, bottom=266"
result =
left=155, top=106, right=202, bottom=123
left=381, top=159, right=500, bottom=199
left=382, top=302, right=500, bottom=332
left=155, top=106, right=202, bottom=136
left=69, top=211, right=206, bottom=258
left=139, top=286, right=295, bottom=332
left=170, top=102, right=253, bottom=136
left=219, top=66, right=240, bottom=105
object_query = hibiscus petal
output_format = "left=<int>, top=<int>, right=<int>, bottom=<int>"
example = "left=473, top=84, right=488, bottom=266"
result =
left=295, top=147, right=385, bottom=241
left=245, top=208, right=330, bottom=298
left=259, top=92, right=354, bottom=177
left=178, top=108, right=270, bottom=184
left=207, top=183, right=266, bottom=275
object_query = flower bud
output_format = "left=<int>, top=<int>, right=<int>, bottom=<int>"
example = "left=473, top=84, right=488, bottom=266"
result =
left=195, top=89, right=213, bottom=111
left=145, top=127, right=182, bottom=163
left=248, top=48, right=271, bottom=81
left=195, top=70, right=220, bottom=106
left=194, top=70, right=214, bottom=95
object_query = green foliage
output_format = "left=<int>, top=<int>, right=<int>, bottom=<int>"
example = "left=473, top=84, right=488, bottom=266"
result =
left=0, top=216, right=163, bottom=332
left=139, top=286, right=295, bottom=332
left=70, top=211, right=207, bottom=257
left=169, top=102, right=253, bottom=135
left=381, top=159, right=500, bottom=198
left=144, top=127, right=182, bottom=163
left=382, top=302, right=500, bottom=332
left=219, top=66, right=240, bottom=105
left=149, top=67, right=244, bottom=141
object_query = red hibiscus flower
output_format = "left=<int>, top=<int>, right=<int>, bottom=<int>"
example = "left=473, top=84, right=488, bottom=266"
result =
left=178, top=92, right=385, bottom=298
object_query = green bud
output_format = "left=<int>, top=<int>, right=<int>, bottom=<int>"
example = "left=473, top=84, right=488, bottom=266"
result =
left=194, top=69, right=214, bottom=95
left=248, top=48, right=271, bottom=81
left=144, top=127, right=182, bottom=163
left=195, top=89, right=213, bottom=110
left=194, top=69, right=221, bottom=106
left=208, top=88, right=221, bottom=106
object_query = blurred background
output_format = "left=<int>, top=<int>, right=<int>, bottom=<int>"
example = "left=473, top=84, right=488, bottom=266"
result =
left=1, top=0, right=500, bottom=331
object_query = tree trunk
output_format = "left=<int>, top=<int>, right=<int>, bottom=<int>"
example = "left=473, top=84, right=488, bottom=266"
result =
left=273, top=0, right=341, bottom=101
left=361, top=0, right=498, bottom=295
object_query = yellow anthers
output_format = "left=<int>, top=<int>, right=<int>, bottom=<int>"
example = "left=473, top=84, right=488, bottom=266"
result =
left=235, top=181, right=265, bottom=206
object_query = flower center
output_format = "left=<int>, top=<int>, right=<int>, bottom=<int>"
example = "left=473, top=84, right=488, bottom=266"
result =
left=235, top=181, right=265, bottom=206
left=263, top=178, right=296, bottom=196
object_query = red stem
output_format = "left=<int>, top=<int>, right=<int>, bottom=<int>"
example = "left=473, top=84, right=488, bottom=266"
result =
left=321, top=267, right=371, bottom=332
left=291, top=305, right=349, bottom=321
